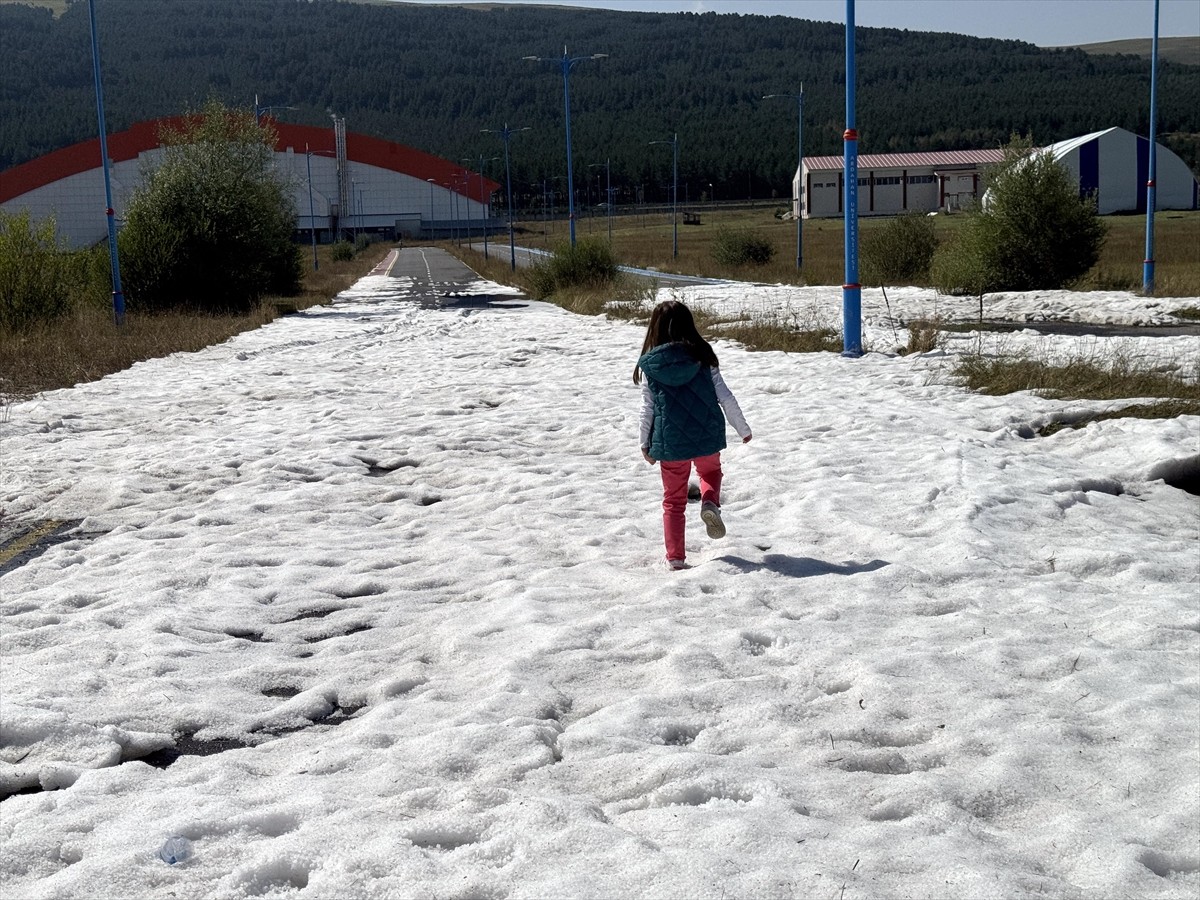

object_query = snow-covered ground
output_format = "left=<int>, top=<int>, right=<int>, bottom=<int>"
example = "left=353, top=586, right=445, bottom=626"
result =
left=1, top=272, right=1197, bottom=899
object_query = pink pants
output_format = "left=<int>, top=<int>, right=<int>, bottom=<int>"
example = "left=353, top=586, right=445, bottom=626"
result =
left=659, top=452, right=722, bottom=561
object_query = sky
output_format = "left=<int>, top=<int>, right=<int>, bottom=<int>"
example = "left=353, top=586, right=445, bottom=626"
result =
left=399, top=0, right=1200, bottom=46
left=1, top=253, right=1197, bottom=898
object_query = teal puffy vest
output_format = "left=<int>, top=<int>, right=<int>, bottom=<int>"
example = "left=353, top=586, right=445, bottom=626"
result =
left=639, top=342, right=727, bottom=462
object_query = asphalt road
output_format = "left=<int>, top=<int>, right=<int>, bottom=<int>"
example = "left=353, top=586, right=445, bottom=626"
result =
left=380, top=247, right=529, bottom=309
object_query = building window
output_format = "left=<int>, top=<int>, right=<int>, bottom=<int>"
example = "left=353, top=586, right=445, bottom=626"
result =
left=907, top=175, right=936, bottom=184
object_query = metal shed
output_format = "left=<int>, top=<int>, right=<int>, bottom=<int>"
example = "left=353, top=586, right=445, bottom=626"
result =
left=797, top=148, right=1006, bottom=219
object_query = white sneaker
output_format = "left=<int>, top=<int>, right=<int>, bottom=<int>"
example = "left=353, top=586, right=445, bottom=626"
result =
left=668, top=558, right=689, bottom=571
left=700, top=501, right=726, bottom=539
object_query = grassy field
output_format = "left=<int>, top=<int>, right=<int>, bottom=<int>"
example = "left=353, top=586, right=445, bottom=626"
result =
left=512, top=205, right=1200, bottom=296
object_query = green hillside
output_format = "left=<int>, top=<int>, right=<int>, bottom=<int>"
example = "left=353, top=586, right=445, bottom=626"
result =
left=2, top=0, right=1197, bottom=203
left=1067, top=36, right=1200, bottom=68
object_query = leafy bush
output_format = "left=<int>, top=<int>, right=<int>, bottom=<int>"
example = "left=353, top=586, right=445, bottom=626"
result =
left=930, top=227, right=992, bottom=298
left=353, top=233, right=372, bottom=253
left=931, top=135, right=1107, bottom=295
left=861, top=212, right=939, bottom=285
left=118, top=98, right=301, bottom=312
left=330, top=240, right=355, bottom=262
left=0, top=210, right=77, bottom=330
left=711, top=228, right=775, bottom=266
left=527, top=238, right=618, bottom=299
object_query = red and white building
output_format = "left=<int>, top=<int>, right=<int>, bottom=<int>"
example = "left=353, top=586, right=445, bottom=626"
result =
left=798, top=148, right=1006, bottom=219
left=0, top=118, right=501, bottom=249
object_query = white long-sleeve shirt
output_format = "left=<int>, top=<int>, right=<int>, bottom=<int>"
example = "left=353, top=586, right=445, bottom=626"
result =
left=639, top=367, right=751, bottom=450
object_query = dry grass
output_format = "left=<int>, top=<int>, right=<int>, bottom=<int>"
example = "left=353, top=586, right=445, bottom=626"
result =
left=0, top=242, right=392, bottom=400
left=903, top=319, right=944, bottom=355
left=954, top=348, right=1200, bottom=403
left=1075, top=211, right=1200, bottom=296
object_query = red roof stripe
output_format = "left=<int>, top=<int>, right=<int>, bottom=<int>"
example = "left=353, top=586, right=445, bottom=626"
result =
left=804, top=148, right=1007, bottom=171
left=0, top=118, right=500, bottom=205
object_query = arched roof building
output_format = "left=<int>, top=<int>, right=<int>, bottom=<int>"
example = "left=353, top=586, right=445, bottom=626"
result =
left=1035, top=127, right=1198, bottom=215
left=0, top=118, right=502, bottom=248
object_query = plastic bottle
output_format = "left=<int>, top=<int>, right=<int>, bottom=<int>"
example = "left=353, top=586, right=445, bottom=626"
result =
left=158, top=836, right=192, bottom=865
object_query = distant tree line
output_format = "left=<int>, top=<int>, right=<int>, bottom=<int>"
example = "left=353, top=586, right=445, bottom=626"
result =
left=2, top=0, right=1196, bottom=207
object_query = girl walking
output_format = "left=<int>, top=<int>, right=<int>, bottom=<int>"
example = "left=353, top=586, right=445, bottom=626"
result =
left=635, top=300, right=751, bottom=570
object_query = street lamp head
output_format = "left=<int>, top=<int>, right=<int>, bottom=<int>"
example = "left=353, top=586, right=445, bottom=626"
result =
left=591, top=53, right=609, bottom=59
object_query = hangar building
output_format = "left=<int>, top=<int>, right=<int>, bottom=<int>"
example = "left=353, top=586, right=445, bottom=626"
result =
left=795, top=128, right=1197, bottom=219
left=0, top=117, right=502, bottom=249
left=1026, top=126, right=1198, bottom=215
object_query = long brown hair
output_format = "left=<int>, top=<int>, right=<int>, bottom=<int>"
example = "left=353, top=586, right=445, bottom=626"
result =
left=633, top=300, right=719, bottom=383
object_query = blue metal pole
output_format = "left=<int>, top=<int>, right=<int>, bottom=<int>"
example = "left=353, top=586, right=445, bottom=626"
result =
left=525, top=49, right=604, bottom=246
left=797, top=88, right=804, bottom=269
left=504, top=129, right=518, bottom=270
left=672, top=134, right=679, bottom=259
left=1143, top=0, right=1159, bottom=294
left=480, top=158, right=489, bottom=260
left=305, top=145, right=318, bottom=271
left=606, top=157, right=612, bottom=243
left=484, top=128, right=525, bottom=269
left=428, top=178, right=436, bottom=241
left=842, top=0, right=862, bottom=357
left=562, top=48, right=578, bottom=246
left=87, top=0, right=124, bottom=327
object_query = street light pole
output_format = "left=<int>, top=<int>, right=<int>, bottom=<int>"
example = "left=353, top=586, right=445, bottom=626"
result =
left=475, top=154, right=499, bottom=259
left=588, top=159, right=612, bottom=242
left=305, top=144, right=318, bottom=270
left=483, top=125, right=530, bottom=270
left=254, top=95, right=296, bottom=126
left=764, top=87, right=805, bottom=269
left=1143, top=0, right=1160, bottom=294
left=427, top=178, right=436, bottom=240
left=650, top=133, right=679, bottom=259
left=303, top=147, right=337, bottom=266
left=86, top=0, right=123, bottom=326
left=523, top=47, right=607, bottom=246
left=605, top=157, right=612, bottom=243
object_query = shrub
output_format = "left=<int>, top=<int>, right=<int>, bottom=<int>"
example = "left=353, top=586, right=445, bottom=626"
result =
left=932, top=134, right=1107, bottom=295
left=527, top=238, right=618, bottom=299
left=930, top=226, right=992, bottom=298
left=711, top=228, right=775, bottom=266
left=118, top=98, right=301, bottom=312
left=353, top=233, right=372, bottom=253
left=0, top=210, right=77, bottom=330
left=861, top=212, right=939, bottom=285
left=330, top=240, right=355, bottom=262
